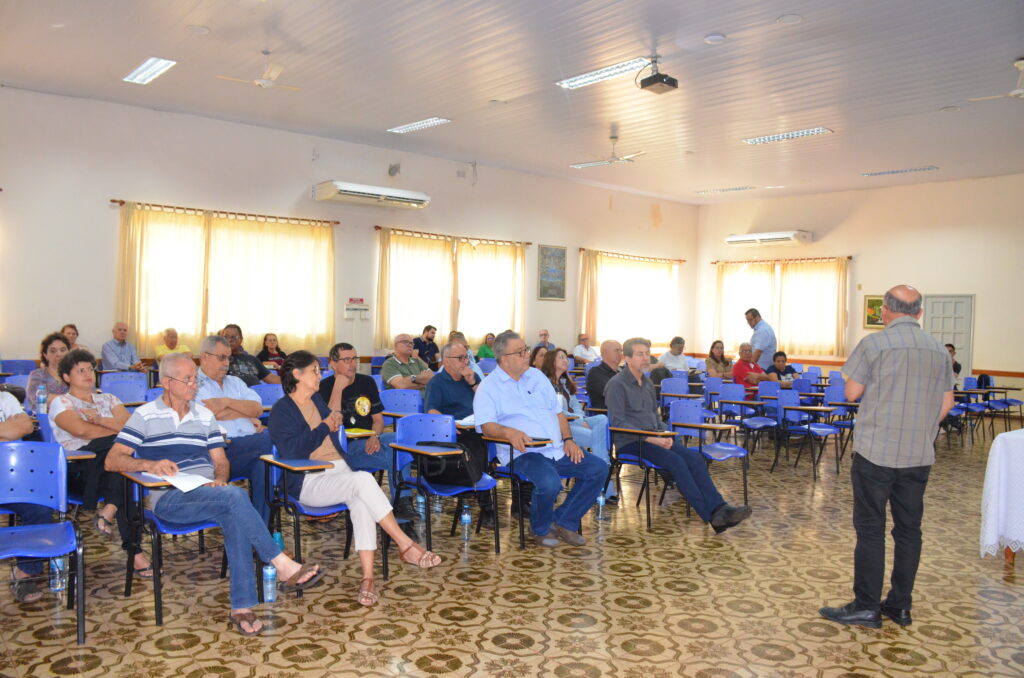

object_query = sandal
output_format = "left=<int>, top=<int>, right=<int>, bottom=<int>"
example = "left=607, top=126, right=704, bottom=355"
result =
left=134, top=566, right=155, bottom=580
left=96, top=515, right=115, bottom=538
left=229, top=611, right=264, bottom=636
left=280, top=563, right=325, bottom=593
left=399, top=542, right=442, bottom=569
left=10, top=577, right=43, bottom=604
left=357, top=578, right=379, bottom=607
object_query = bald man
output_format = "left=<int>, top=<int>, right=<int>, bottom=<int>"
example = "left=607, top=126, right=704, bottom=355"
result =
left=820, top=285, right=955, bottom=630
left=584, top=340, right=623, bottom=411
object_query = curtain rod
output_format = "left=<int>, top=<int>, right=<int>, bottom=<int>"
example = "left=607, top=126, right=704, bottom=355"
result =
left=374, top=224, right=531, bottom=246
left=579, top=247, right=685, bottom=264
left=109, top=199, right=339, bottom=226
left=709, top=255, right=852, bottom=265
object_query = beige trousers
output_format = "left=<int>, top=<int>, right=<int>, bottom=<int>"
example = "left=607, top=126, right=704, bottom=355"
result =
left=298, top=460, right=393, bottom=551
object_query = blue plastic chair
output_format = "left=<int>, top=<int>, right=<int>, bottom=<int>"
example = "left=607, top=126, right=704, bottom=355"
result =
left=396, top=414, right=499, bottom=553
left=318, top=356, right=329, bottom=369
left=0, top=442, right=85, bottom=643
left=371, top=374, right=384, bottom=392
left=803, top=366, right=822, bottom=380
left=478, top=358, right=497, bottom=375
left=702, top=377, right=723, bottom=411
left=5, top=374, right=30, bottom=391
left=824, top=383, right=856, bottom=457
left=370, top=356, right=387, bottom=375
left=102, top=379, right=148, bottom=405
left=607, top=422, right=672, bottom=531
left=380, top=389, right=423, bottom=428
left=717, top=383, right=755, bottom=422
left=252, top=383, right=285, bottom=407
left=789, top=363, right=804, bottom=373
left=99, top=371, right=147, bottom=390
left=670, top=400, right=749, bottom=504
left=585, top=358, right=603, bottom=374
left=659, top=377, right=692, bottom=411
left=776, top=390, right=840, bottom=480
left=145, top=387, right=165, bottom=401
left=566, top=357, right=575, bottom=371
left=1, top=360, right=37, bottom=376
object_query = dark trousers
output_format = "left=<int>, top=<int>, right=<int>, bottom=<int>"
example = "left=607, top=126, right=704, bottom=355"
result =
left=617, top=439, right=726, bottom=522
left=851, top=453, right=931, bottom=611
left=72, top=436, right=132, bottom=548
left=225, top=431, right=273, bottom=524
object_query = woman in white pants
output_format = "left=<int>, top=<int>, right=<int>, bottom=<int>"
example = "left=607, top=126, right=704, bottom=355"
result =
left=269, top=350, right=441, bottom=606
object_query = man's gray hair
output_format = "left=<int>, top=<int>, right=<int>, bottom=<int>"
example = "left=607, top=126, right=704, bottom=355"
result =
left=199, top=335, right=229, bottom=354
left=739, top=342, right=752, bottom=351
left=884, top=290, right=922, bottom=316
left=670, top=336, right=685, bottom=347
left=493, top=331, right=521, bottom=360
left=159, top=352, right=193, bottom=381
left=440, top=342, right=464, bottom=359
left=622, top=337, right=652, bottom=357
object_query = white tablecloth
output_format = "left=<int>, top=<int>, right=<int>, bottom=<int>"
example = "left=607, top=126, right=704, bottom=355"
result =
left=980, top=428, right=1024, bottom=557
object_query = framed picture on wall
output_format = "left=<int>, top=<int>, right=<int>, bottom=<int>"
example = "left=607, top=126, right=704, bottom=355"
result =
left=863, top=295, right=884, bottom=329
left=538, top=244, right=566, bottom=301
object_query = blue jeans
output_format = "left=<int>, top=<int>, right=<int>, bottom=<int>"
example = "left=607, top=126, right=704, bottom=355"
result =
left=618, top=439, right=726, bottom=522
left=226, top=431, right=272, bottom=523
left=153, top=485, right=281, bottom=609
left=344, top=432, right=409, bottom=500
left=2, top=503, right=52, bottom=575
left=570, top=414, right=615, bottom=497
left=512, top=452, right=606, bottom=535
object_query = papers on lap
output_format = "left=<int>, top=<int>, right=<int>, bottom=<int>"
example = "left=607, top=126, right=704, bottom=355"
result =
left=138, top=471, right=211, bottom=493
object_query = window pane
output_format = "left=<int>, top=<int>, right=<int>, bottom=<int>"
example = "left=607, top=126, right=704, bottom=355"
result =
left=595, top=255, right=679, bottom=343
left=456, top=241, right=525, bottom=345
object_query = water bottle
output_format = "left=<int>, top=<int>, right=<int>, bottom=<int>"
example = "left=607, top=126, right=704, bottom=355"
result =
left=432, top=496, right=443, bottom=513
left=271, top=531, right=285, bottom=554
left=460, top=504, right=473, bottom=541
left=595, top=491, right=607, bottom=521
left=414, top=493, right=426, bottom=518
left=49, top=556, right=67, bottom=592
left=262, top=564, right=277, bottom=603
left=36, top=385, right=47, bottom=414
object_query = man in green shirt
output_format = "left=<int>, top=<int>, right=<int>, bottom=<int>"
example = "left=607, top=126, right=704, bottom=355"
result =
left=381, top=334, right=434, bottom=390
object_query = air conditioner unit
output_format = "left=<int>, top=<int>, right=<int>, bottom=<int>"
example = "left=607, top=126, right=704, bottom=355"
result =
left=313, top=180, right=430, bottom=209
left=723, top=230, right=813, bottom=246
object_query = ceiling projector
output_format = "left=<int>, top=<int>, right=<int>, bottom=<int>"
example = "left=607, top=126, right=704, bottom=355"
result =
left=640, top=57, right=677, bottom=94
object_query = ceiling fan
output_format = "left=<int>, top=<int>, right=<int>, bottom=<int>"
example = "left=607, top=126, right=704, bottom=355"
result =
left=968, top=58, right=1024, bottom=102
left=569, top=134, right=645, bottom=169
left=216, top=50, right=301, bottom=92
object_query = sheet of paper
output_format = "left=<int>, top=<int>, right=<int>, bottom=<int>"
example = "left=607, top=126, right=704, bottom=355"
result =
left=161, top=472, right=211, bottom=493
left=456, top=414, right=475, bottom=426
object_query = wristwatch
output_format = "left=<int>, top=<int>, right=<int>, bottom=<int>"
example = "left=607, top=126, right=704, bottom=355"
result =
left=562, top=436, right=574, bottom=444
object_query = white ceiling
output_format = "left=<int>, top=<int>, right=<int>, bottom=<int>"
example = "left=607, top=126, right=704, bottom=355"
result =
left=2, top=0, right=1023, bottom=204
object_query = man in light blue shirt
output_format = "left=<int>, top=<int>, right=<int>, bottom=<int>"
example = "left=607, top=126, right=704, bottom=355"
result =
left=474, top=331, right=605, bottom=548
left=195, top=335, right=272, bottom=522
left=101, top=322, right=145, bottom=372
left=745, top=308, right=777, bottom=371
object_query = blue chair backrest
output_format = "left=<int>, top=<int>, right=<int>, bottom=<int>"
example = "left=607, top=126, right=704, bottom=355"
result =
left=252, top=383, right=284, bottom=407
left=791, top=378, right=812, bottom=394
left=670, top=370, right=689, bottom=381
left=757, top=381, right=781, bottom=398
left=103, top=379, right=148, bottom=404
left=478, top=358, right=497, bottom=375
left=789, top=363, right=804, bottom=373
left=963, top=376, right=978, bottom=390
left=804, top=366, right=822, bottom=379
left=318, top=356, right=329, bottom=369
left=145, top=387, right=165, bottom=401
left=395, top=413, right=456, bottom=445
left=566, top=357, right=575, bottom=371
left=321, top=370, right=334, bottom=379
left=1, top=360, right=37, bottom=376
left=660, top=377, right=689, bottom=398
left=824, top=384, right=848, bottom=413
left=370, top=374, right=384, bottom=392
left=100, top=371, right=147, bottom=387
left=669, top=399, right=706, bottom=439
left=370, top=356, right=387, bottom=375
left=719, top=383, right=747, bottom=412
left=36, top=413, right=55, bottom=443
left=703, top=377, right=723, bottom=407
left=829, top=371, right=843, bottom=381
left=585, top=359, right=603, bottom=374
left=0, top=441, right=67, bottom=511
left=380, top=389, right=422, bottom=414
left=5, top=374, right=30, bottom=391
left=777, top=390, right=805, bottom=423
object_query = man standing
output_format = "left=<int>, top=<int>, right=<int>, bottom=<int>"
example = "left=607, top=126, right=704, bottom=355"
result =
left=222, top=324, right=281, bottom=386
left=745, top=309, right=777, bottom=371
left=606, top=337, right=752, bottom=534
left=424, top=342, right=496, bottom=527
left=534, top=330, right=556, bottom=351
left=381, top=334, right=434, bottom=391
left=101, top=322, right=146, bottom=372
left=820, top=285, right=954, bottom=629
left=585, top=340, right=622, bottom=411
left=413, top=325, right=440, bottom=370
left=571, top=333, right=599, bottom=365
left=474, top=331, right=606, bottom=547
left=196, top=336, right=272, bottom=522
left=319, top=342, right=417, bottom=521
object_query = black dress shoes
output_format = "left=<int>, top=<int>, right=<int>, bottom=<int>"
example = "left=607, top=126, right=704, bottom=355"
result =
left=710, top=504, right=753, bottom=534
left=819, top=602, right=882, bottom=629
left=881, top=603, right=912, bottom=626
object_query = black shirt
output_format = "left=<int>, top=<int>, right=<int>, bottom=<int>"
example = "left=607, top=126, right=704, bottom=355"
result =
left=318, top=373, right=384, bottom=430
left=952, top=360, right=961, bottom=376
left=228, top=351, right=270, bottom=387
left=413, top=337, right=439, bottom=365
left=585, top=362, right=619, bottom=410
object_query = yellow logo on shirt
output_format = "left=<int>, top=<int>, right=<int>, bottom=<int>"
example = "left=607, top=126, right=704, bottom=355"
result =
left=355, top=396, right=371, bottom=417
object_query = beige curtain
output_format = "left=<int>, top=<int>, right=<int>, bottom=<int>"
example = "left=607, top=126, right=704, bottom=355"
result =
left=206, top=214, right=335, bottom=354
left=577, top=249, right=600, bottom=341
left=777, top=258, right=847, bottom=356
left=374, top=228, right=455, bottom=348
left=116, top=203, right=207, bottom=355
left=455, top=239, right=526, bottom=346
left=713, top=261, right=776, bottom=354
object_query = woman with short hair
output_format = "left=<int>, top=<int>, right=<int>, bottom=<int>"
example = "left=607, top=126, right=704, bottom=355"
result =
left=61, top=324, right=88, bottom=351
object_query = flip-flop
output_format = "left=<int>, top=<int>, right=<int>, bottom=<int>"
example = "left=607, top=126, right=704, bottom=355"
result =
left=96, top=515, right=115, bottom=538
left=280, top=563, right=325, bottom=593
left=10, top=577, right=42, bottom=604
left=357, top=578, right=379, bottom=607
left=134, top=565, right=155, bottom=580
left=229, top=611, right=264, bottom=636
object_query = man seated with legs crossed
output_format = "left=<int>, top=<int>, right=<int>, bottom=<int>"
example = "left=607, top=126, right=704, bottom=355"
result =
left=605, top=337, right=752, bottom=534
left=106, top=353, right=323, bottom=636
left=473, top=331, right=606, bottom=547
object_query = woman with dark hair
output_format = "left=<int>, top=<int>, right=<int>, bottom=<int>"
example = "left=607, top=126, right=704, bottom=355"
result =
left=540, top=348, right=615, bottom=500
left=61, top=324, right=88, bottom=351
left=256, top=333, right=287, bottom=369
left=477, top=333, right=496, bottom=360
left=530, top=345, right=548, bottom=370
left=25, top=332, right=71, bottom=411
left=705, top=340, right=734, bottom=379
left=50, top=349, right=153, bottom=576
left=269, top=351, right=441, bottom=606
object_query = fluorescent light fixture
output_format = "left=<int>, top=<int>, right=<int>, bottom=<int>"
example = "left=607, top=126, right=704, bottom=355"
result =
left=555, top=57, right=650, bottom=89
left=862, top=165, right=939, bottom=177
left=695, top=186, right=756, bottom=195
left=570, top=160, right=614, bottom=169
left=386, top=117, right=452, bottom=134
left=122, top=57, right=177, bottom=84
left=741, top=126, right=833, bottom=145
left=762, top=185, right=786, bottom=189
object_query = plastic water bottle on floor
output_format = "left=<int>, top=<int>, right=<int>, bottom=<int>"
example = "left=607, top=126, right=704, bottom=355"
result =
left=36, top=385, right=47, bottom=415
left=49, top=556, right=67, bottom=592
left=460, top=504, right=473, bottom=541
left=262, top=564, right=277, bottom=602
left=432, top=496, right=443, bottom=513
left=595, top=491, right=607, bottom=521
left=414, top=493, right=426, bottom=518
left=271, top=531, right=285, bottom=553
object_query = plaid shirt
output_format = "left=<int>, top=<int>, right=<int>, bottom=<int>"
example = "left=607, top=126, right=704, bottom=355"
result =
left=844, top=316, right=954, bottom=468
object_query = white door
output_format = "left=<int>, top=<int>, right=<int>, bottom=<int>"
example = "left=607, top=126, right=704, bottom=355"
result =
left=922, top=295, right=974, bottom=384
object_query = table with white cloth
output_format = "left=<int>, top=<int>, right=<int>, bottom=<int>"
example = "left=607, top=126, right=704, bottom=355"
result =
left=980, top=428, right=1024, bottom=564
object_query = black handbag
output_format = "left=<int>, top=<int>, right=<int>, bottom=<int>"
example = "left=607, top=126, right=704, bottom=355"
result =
left=416, top=440, right=483, bottom=486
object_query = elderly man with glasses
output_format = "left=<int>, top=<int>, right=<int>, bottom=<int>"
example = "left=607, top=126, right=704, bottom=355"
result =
left=381, top=333, right=434, bottom=391
left=474, top=331, right=606, bottom=548
left=221, top=324, right=281, bottom=387
left=196, top=335, right=272, bottom=522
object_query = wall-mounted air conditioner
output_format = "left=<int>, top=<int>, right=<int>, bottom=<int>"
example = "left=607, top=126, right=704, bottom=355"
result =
left=723, top=230, right=812, bottom=246
left=313, top=180, right=430, bottom=209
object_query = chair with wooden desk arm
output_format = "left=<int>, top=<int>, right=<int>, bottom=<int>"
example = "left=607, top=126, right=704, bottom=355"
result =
left=669, top=400, right=748, bottom=505
left=823, top=383, right=857, bottom=456
left=712, top=387, right=778, bottom=462
left=775, top=390, right=840, bottom=481
left=484, top=434, right=558, bottom=550
left=607, top=426, right=678, bottom=530
left=380, top=389, right=423, bottom=430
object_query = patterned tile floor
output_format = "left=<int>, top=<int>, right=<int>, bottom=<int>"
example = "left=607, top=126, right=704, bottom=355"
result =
left=2, top=431, right=1021, bottom=677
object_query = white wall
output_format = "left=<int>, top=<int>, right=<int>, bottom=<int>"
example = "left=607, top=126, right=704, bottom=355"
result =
left=0, top=87, right=699, bottom=358
left=694, top=173, right=1024, bottom=372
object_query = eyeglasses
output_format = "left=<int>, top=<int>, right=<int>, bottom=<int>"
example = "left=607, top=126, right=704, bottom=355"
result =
left=333, top=356, right=358, bottom=363
left=447, top=354, right=469, bottom=362
left=502, top=348, right=530, bottom=358
left=203, top=352, right=230, bottom=362
left=305, top=366, right=322, bottom=375
left=167, top=376, right=199, bottom=387
left=396, top=340, right=413, bottom=346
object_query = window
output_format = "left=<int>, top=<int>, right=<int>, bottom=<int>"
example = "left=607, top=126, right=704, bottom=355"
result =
left=116, top=202, right=335, bottom=355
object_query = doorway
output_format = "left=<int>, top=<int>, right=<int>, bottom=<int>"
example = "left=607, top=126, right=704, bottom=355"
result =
left=922, top=295, right=974, bottom=384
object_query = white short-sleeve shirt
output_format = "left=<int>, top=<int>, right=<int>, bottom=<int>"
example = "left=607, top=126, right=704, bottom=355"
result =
left=49, top=392, right=123, bottom=451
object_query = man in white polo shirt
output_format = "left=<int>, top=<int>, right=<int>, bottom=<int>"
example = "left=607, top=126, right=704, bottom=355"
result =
left=572, top=333, right=599, bottom=365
